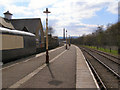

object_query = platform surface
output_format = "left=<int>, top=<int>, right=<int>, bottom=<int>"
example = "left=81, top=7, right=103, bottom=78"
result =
left=2, top=45, right=98, bottom=89
left=75, top=45, right=99, bottom=88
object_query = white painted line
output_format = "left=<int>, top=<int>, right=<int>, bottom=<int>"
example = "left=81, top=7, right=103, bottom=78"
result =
left=35, top=45, right=64, bottom=58
left=2, top=45, right=65, bottom=70
left=35, top=52, right=45, bottom=58
left=23, top=58, right=31, bottom=63
left=2, top=62, right=21, bottom=70
left=9, top=50, right=67, bottom=88
left=9, top=64, right=46, bottom=88
left=75, top=46, right=99, bottom=89
left=49, top=50, right=66, bottom=63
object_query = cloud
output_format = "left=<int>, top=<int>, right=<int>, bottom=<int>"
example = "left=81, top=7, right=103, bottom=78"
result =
left=28, top=0, right=58, bottom=9
left=0, top=0, right=118, bottom=36
left=107, top=1, right=118, bottom=14
left=76, top=23, right=98, bottom=28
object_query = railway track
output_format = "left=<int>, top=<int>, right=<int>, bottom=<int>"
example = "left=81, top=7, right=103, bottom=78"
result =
left=79, top=46, right=119, bottom=89
left=85, top=47, right=120, bottom=65
left=82, top=47, right=120, bottom=75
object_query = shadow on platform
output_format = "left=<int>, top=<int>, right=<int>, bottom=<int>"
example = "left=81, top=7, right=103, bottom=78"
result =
left=47, top=64, right=63, bottom=86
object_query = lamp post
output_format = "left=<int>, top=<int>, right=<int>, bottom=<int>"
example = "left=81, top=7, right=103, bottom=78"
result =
left=69, top=35, right=71, bottom=46
left=66, top=30, right=67, bottom=49
left=43, top=8, right=51, bottom=64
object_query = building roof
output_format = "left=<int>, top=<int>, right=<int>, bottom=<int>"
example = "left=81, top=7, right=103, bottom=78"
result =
left=0, top=16, right=14, bottom=29
left=10, top=18, right=43, bottom=34
left=0, top=27, right=35, bottom=36
left=0, top=16, right=44, bottom=37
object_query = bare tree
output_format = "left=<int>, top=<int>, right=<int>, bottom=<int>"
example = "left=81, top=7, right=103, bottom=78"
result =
left=48, top=26, right=54, bottom=36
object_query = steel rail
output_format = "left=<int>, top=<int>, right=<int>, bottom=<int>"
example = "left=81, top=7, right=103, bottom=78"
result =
left=85, top=57, right=107, bottom=89
left=85, top=47, right=120, bottom=60
left=82, top=48, right=120, bottom=79
left=85, top=47, right=120, bottom=65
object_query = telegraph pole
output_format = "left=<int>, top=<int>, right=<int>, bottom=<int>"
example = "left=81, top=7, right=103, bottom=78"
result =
left=63, top=28, right=65, bottom=40
left=66, top=30, right=67, bottom=49
left=43, top=8, right=51, bottom=64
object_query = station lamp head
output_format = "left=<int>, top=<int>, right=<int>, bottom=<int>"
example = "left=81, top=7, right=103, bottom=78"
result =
left=43, top=8, right=51, bottom=13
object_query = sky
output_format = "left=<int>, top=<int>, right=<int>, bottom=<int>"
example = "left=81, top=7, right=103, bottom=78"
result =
left=0, top=0, right=119, bottom=37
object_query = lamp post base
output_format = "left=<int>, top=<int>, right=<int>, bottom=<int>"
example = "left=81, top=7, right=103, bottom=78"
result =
left=69, top=44, right=71, bottom=46
left=46, top=49, right=49, bottom=64
left=66, top=44, right=67, bottom=49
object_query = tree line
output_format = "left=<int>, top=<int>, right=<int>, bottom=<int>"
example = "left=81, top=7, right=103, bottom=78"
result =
left=71, top=22, right=120, bottom=54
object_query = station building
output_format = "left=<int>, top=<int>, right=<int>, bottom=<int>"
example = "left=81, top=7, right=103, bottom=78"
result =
left=0, top=11, right=44, bottom=48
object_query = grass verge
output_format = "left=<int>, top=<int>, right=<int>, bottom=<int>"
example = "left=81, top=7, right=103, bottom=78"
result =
left=81, top=45, right=118, bottom=56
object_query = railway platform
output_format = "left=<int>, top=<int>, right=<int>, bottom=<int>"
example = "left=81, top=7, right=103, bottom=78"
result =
left=75, top=46, right=99, bottom=88
left=1, top=45, right=99, bottom=89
